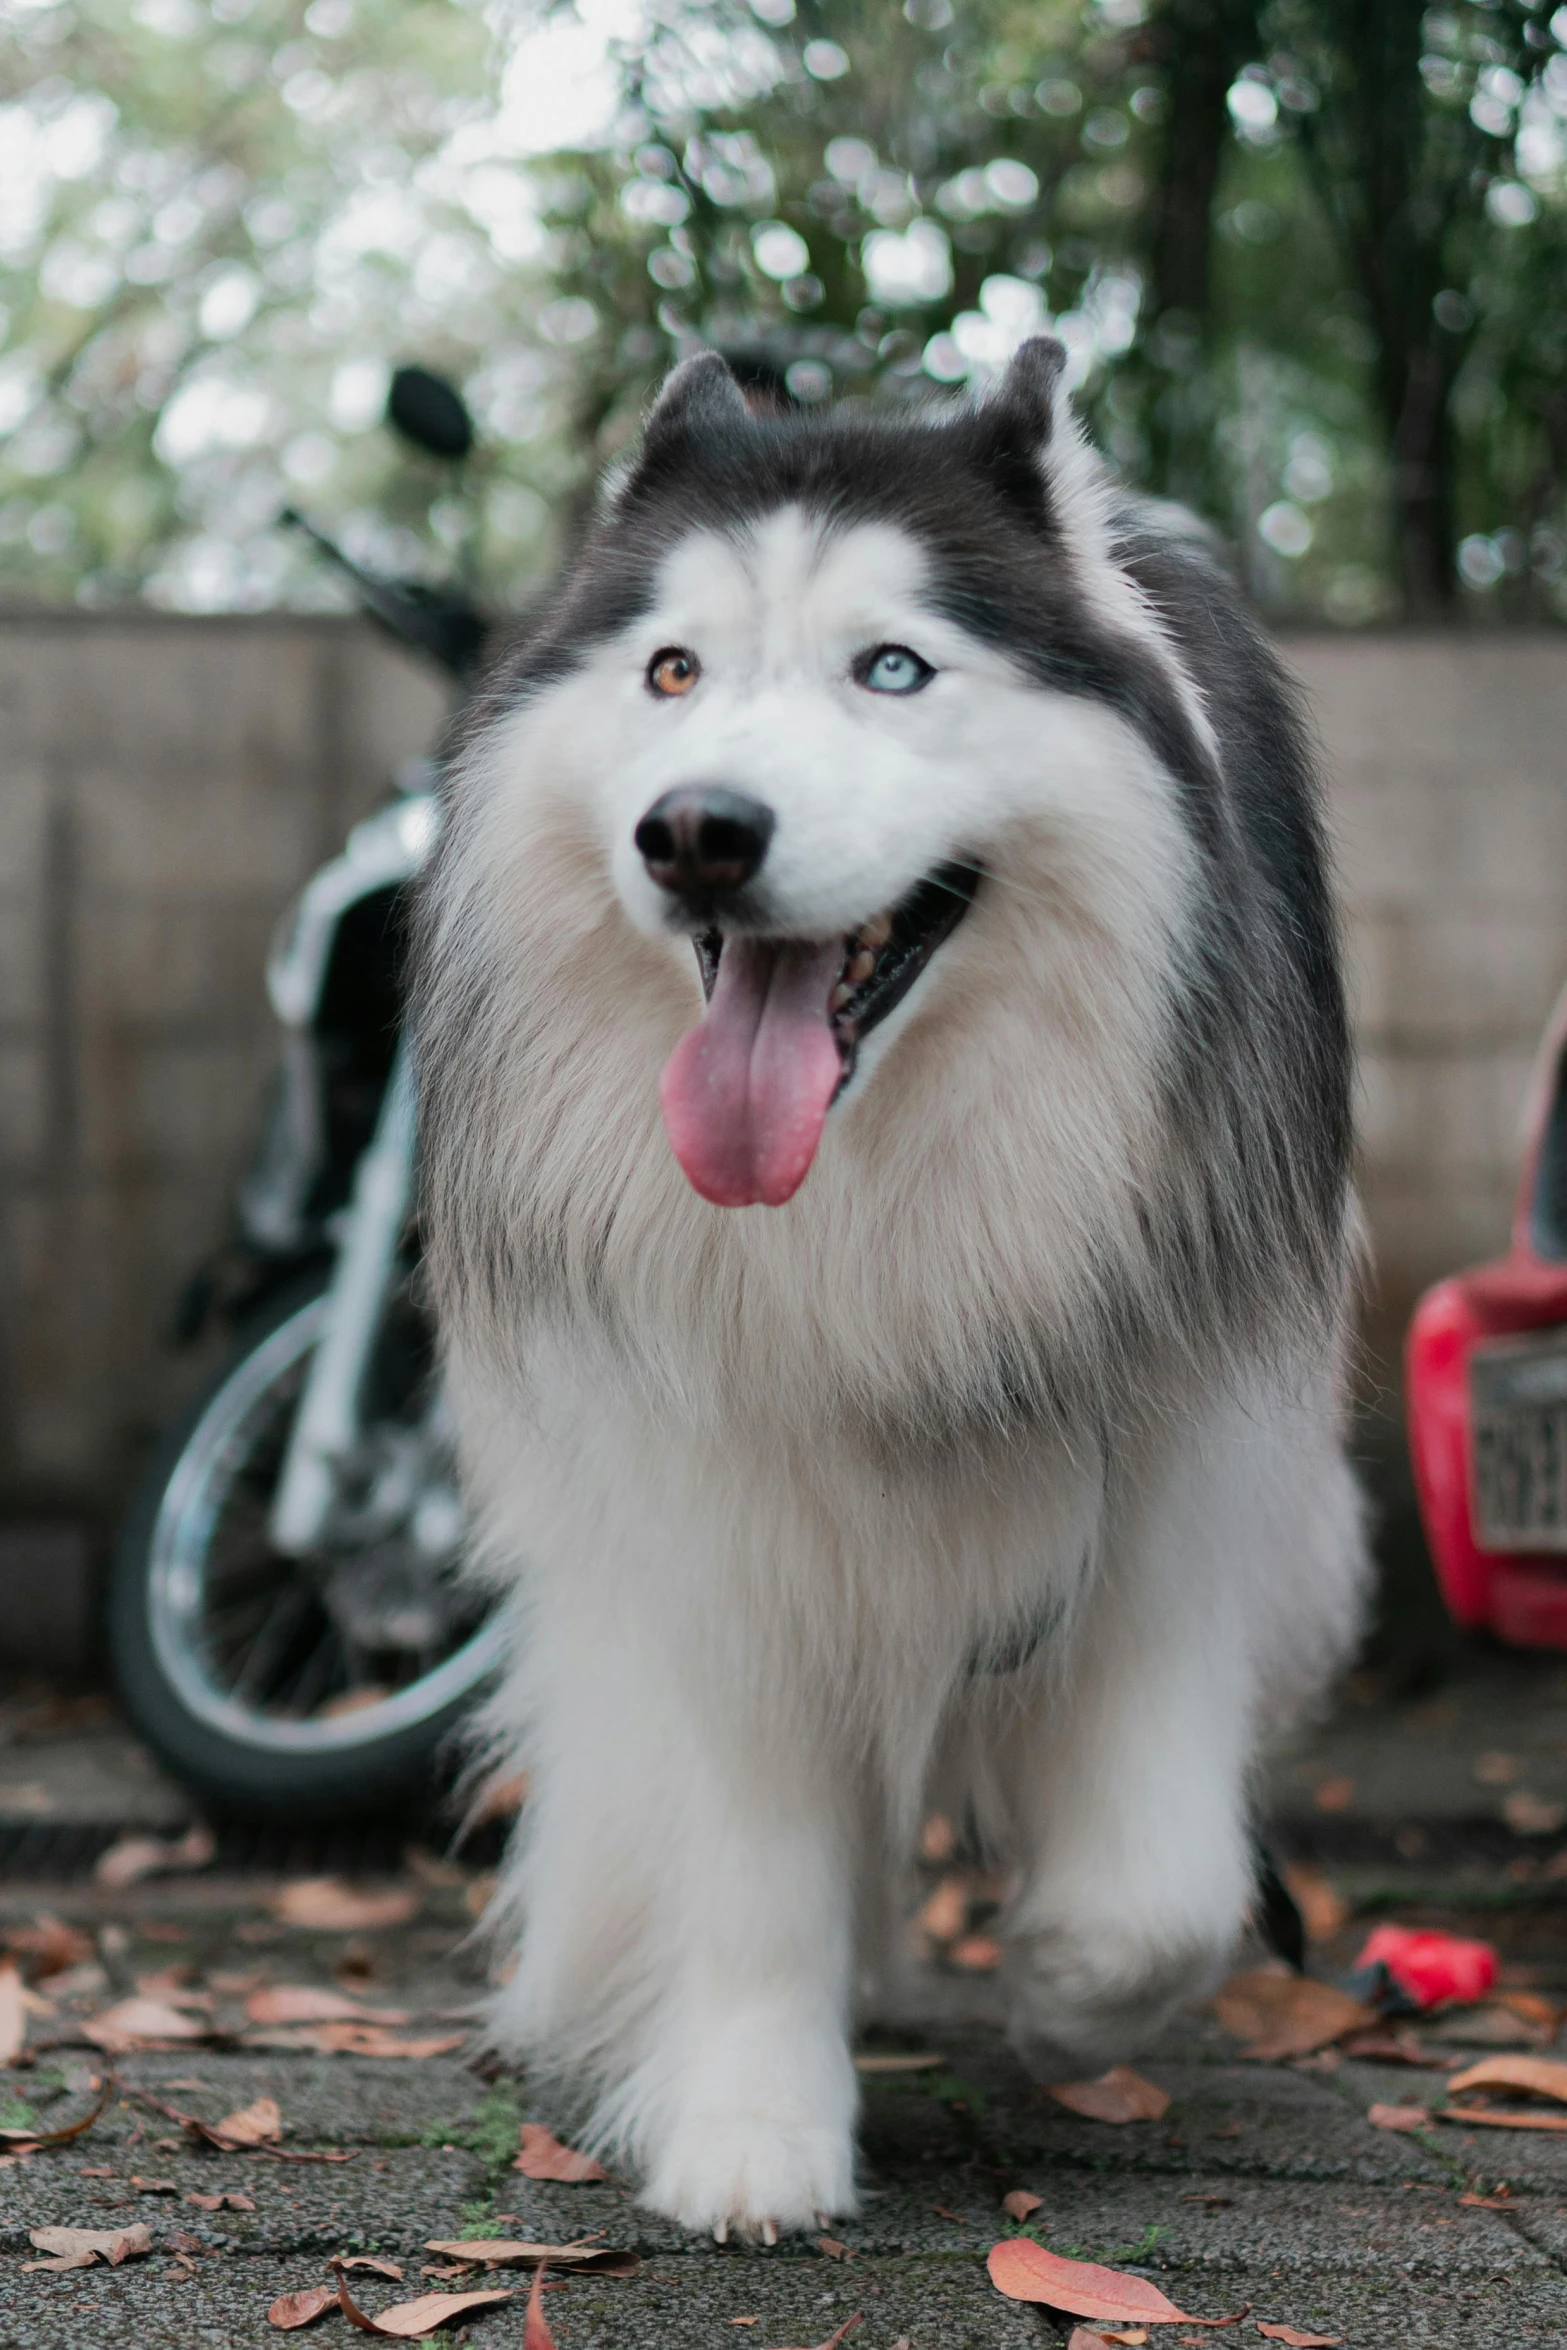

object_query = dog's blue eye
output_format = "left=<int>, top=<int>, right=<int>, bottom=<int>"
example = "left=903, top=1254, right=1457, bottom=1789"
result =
left=859, top=645, right=933, bottom=696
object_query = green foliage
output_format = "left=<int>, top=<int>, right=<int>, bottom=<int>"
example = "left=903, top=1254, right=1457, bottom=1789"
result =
left=422, top=2077, right=524, bottom=2175
left=2, top=0, right=1566, bottom=624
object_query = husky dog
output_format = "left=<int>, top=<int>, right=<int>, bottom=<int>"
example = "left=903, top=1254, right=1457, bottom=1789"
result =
left=416, top=338, right=1366, bottom=2239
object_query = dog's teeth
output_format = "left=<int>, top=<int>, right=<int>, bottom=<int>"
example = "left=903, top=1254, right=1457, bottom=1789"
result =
left=713, top=2218, right=729, bottom=2245
left=760, top=2217, right=779, bottom=2247
left=829, top=982, right=853, bottom=1013
left=846, top=948, right=876, bottom=986
left=859, top=910, right=893, bottom=949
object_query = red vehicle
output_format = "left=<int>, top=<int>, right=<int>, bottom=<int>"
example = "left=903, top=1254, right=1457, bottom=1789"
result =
left=1407, top=982, right=1567, bottom=1648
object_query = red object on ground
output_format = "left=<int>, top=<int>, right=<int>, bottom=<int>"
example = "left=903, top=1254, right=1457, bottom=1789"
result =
left=1355, top=1925, right=1498, bottom=2010
left=1406, top=980, right=1567, bottom=1648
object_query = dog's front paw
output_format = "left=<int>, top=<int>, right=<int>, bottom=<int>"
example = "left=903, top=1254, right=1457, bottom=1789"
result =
left=643, top=2110, right=856, bottom=2240
left=1005, top=1917, right=1230, bottom=2080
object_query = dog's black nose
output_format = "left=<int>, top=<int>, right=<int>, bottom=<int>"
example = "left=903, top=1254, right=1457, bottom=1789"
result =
left=634, top=786, right=775, bottom=903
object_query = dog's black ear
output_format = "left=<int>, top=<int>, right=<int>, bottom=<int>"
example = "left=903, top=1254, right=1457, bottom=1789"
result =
left=988, top=335, right=1068, bottom=451
left=644, top=351, right=750, bottom=447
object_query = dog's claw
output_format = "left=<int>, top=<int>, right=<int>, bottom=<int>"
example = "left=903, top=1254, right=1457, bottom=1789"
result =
left=760, top=2217, right=779, bottom=2247
left=713, top=2218, right=729, bottom=2245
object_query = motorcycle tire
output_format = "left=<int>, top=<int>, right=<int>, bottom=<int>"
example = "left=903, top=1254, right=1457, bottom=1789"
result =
left=108, top=1274, right=503, bottom=1822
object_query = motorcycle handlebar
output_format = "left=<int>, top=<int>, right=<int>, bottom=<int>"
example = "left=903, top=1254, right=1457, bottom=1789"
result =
left=280, top=508, right=487, bottom=682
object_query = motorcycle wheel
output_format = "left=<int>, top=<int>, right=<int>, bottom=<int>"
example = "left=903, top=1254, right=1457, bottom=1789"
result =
left=108, top=1275, right=505, bottom=1821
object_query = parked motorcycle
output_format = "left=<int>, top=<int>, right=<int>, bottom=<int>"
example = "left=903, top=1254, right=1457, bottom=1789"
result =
left=108, top=369, right=503, bottom=1820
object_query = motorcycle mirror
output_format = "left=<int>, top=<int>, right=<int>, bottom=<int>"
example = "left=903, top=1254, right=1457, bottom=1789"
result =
left=386, top=365, right=474, bottom=460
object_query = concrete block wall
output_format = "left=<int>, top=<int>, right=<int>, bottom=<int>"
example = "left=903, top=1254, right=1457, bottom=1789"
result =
left=1289, top=637, right=1567, bottom=1346
left=0, top=613, right=1563, bottom=1666
left=0, top=613, right=447, bottom=1662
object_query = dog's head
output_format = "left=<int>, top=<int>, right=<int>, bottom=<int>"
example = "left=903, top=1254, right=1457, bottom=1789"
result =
left=480, top=339, right=1219, bottom=1212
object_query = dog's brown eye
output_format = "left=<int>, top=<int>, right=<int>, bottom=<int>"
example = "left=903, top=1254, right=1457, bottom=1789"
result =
left=648, top=647, right=699, bottom=698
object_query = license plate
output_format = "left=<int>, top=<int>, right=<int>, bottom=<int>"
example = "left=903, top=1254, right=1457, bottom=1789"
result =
left=1471, top=1332, right=1567, bottom=1550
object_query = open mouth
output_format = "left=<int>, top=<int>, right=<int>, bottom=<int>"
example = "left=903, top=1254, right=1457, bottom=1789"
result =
left=660, top=861, right=979, bottom=1209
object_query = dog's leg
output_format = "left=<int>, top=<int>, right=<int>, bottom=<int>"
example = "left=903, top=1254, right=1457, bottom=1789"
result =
left=999, top=1368, right=1364, bottom=2076
left=493, top=1587, right=860, bottom=2240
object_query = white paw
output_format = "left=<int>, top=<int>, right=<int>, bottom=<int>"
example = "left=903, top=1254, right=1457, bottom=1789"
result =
left=1005, top=1918, right=1231, bottom=2080
left=642, top=2110, right=857, bottom=2239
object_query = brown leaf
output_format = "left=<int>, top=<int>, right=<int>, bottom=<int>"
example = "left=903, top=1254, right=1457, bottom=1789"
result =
left=186, top=2190, right=255, bottom=2211
left=1336, top=2027, right=1441, bottom=2067
left=217, top=2095, right=284, bottom=2144
left=1458, top=2191, right=1515, bottom=2208
left=471, top=1771, right=530, bottom=1828
left=987, top=2239, right=1241, bottom=2325
left=245, top=1985, right=411, bottom=2028
left=0, top=1959, right=24, bottom=2065
left=1256, top=2329, right=1342, bottom=2347
left=332, top=2261, right=515, bottom=2336
left=1067, top=2332, right=1150, bottom=2348
left=250, top=2022, right=464, bottom=2059
left=82, top=1996, right=209, bottom=2053
left=949, top=1932, right=1002, bottom=1971
left=852, top=2050, right=942, bottom=2074
left=917, top=1875, right=970, bottom=1943
left=2, top=1916, right=95, bottom=1982
left=270, top=1879, right=419, bottom=1933
left=816, top=2234, right=852, bottom=2259
left=1367, top=2103, right=1428, bottom=2132
left=523, top=2265, right=558, bottom=2350
left=339, top=2257, right=405, bottom=2280
left=423, top=2238, right=639, bottom=2276
left=129, top=2174, right=180, bottom=2193
left=94, top=1824, right=216, bottom=1891
left=1447, top=2054, right=1567, bottom=2105
left=1002, top=2189, right=1043, bottom=2221
left=269, top=2285, right=340, bottom=2330
left=514, top=2122, right=607, bottom=2182
left=1047, top=2068, right=1171, bottom=2125
left=25, top=2222, right=153, bottom=2273
left=1502, top=1790, right=1566, bottom=1837
left=1281, top=1865, right=1350, bottom=1945
left=1439, top=2102, right=1567, bottom=2133
left=1212, top=1970, right=1368, bottom=2061
left=135, top=1965, right=205, bottom=2004
left=1312, top=1776, right=1354, bottom=1814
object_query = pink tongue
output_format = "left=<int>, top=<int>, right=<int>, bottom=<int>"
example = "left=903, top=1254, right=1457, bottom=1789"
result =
left=660, top=937, right=846, bottom=1207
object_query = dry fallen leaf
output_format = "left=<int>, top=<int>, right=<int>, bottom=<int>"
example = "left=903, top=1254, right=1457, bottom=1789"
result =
left=1047, top=2067, right=1171, bottom=2125
left=1367, top=2103, right=1428, bottom=2132
left=129, top=2174, right=180, bottom=2194
left=251, top=2023, right=464, bottom=2060
left=423, top=2238, right=638, bottom=2276
left=1474, top=1750, right=1522, bottom=1787
left=917, top=1875, right=970, bottom=1943
left=1312, top=1776, right=1354, bottom=1814
left=246, top=1985, right=411, bottom=2028
left=3, top=1916, right=95, bottom=1981
left=82, top=1996, right=210, bottom=2053
left=217, top=2095, right=284, bottom=2145
left=1255, top=2328, right=1342, bottom=2346
left=817, top=2234, right=852, bottom=2259
left=853, top=2050, right=943, bottom=2074
left=25, top=2222, right=153, bottom=2273
left=949, top=1933, right=1002, bottom=1971
left=1440, top=2103, right=1567, bottom=2133
left=1068, top=2331, right=1150, bottom=2348
left=94, top=1824, right=216, bottom=1891
left=514, top=2122, right=607, bottom=2182
left=1448, top=2054, right=1567, bottom=2104
left=1503, top=1789, right=1567, bottom=1837
left=1212, top=1971, right=1368, bottom=2062
left=0, top=1959, right=25, bottom=2065
left=524, top=2263, right=558, bottom=2350
left=471, top=1771, right=530, bottom=1827
left=1281, top=1865, right=1350, bottom=1945
left=987, top=2238, right=1240, bottom=2325
left=186, top=2190, right=255, bottom=2211
left=333, top=2260, right=515, bottom=2336
left=339, top=2257, right=406, bottom=2280
left=1458, top=2190, right=1515, bottom=2208
left=270, top=1879, right=419, bottom=1933
left=269, top=2284, right=339, bottom=2330
left=1002, top=2189, right=1043, bottom=2221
